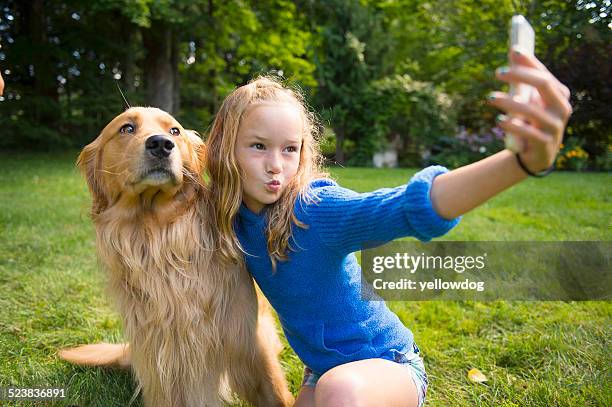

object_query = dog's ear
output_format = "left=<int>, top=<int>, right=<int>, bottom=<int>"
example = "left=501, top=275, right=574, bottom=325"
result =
left=185, top=129, right=203, bottom=145
left=185, top=130, right=207, bottom=172
left=77, top=139, right=109, bottom=217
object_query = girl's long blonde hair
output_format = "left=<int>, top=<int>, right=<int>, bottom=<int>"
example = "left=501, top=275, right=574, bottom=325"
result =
left=206, top=76, right=328, bottom=268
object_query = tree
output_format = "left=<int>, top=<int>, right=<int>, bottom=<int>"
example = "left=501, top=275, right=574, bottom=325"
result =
left=179, top=0, right=316, bottom=129
left=533, top=0, right=611, bottom=166
left=306, top=0, right=386, bottom=164
left=0, top=0, right=316, bottom=149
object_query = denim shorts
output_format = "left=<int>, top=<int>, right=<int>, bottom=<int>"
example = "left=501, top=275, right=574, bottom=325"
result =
left=301, top=342, right=428, bottom=407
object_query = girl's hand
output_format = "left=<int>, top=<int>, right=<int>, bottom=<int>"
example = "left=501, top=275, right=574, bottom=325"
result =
left=487, top=48, right=573, bottom=173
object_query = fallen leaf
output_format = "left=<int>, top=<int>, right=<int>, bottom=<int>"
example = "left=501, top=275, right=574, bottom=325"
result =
left=467, top=368, right=488, bottom=383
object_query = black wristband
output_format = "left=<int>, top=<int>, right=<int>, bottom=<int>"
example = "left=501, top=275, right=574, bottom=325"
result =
left=515, top=153, right=555, bottom=177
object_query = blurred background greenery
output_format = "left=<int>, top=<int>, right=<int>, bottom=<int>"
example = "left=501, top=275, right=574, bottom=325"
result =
left=0, top=0, right=609, bottom=169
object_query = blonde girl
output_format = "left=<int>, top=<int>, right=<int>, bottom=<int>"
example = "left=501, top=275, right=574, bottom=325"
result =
left=205, top=49, right=572, bottom=407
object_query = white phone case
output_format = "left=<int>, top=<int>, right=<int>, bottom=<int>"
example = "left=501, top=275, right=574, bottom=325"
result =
left=505, top=15, right=535, bottom=152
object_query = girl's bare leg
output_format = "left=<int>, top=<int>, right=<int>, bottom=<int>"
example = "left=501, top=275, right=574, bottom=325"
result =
left=294, top=358, right=419, bottom=407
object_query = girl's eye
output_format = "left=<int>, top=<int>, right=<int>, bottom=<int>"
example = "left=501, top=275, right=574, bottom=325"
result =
left=285, top=146, right=298, bottom=153
left=169, top=127, right=180, bottom=136
left=252, top=143, right=265, bottom=150
left=119, top=124, right=135, bottom=134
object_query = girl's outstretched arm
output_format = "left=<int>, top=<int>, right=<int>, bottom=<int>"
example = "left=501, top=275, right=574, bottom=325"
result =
left=430, top=48, right=572, bottom=220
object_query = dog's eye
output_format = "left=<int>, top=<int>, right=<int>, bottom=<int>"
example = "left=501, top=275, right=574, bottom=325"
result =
left=169, top=127, right=180, bottom=136
left=119, top=124, right=135, bottom=134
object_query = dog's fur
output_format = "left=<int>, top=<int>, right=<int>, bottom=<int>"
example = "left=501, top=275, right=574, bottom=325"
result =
left=59, top=107, right=293, bottom=407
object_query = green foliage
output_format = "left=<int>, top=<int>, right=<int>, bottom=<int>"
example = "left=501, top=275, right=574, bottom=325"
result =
left=593, top=144, right=612, bottom=172
left=0, top=0, right=316, bottom=149
left=427, top=127, right=506, bottom=169
left=308, top=0, right=384, bottom=163
left=532, top=0, right=611, bottom=168
left=319, top=126, right=337, bottom=156
left=178, top=0, right=316, bottom=130
left=557, top=137, right=590, bottom=172
left=309, top=1, right=457, bottom=165
left=0, top=0, right=608, bottom=169
left=334, top=75, right=456, bottom=166
left=372, top=75, right=456, bottom=154
left=375, top=0, right=611, bottom=168
left=90, top=0, right=152, bottom=27
left=376, top=0, right=515, bottom=130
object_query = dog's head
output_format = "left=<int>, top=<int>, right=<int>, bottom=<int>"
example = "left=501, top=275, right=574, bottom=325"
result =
left=78, top=107, right=205, bottom=218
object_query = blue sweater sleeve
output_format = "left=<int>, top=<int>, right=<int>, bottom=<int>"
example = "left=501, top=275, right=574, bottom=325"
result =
left=303, top=166, right=461, bottom=254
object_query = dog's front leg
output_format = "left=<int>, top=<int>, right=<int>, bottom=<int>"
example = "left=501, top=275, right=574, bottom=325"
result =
left=225, top=280, right=294, bottom=407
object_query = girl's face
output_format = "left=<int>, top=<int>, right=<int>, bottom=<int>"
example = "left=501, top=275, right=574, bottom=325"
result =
left=235, top=103, right=302, bottom=213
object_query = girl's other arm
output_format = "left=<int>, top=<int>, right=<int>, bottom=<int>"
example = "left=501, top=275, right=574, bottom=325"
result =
left=430, top=49, right=572, bottom=220
left=430, top=149, right=526, bottom=220
left=306, top=166, right=460, bottom=255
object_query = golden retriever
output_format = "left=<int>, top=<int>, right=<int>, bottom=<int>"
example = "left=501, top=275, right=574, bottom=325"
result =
left=59, top=107, right=293, bottom=407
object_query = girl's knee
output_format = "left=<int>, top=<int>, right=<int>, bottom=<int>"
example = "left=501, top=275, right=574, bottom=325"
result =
left=315, top=369, right=366, bottom=407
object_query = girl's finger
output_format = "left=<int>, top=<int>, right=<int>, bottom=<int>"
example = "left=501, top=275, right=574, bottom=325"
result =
left=509, top=47, right=550, bottom=72
left=496, top=67, right=572, bottom=119
left=487, top=92, right=565, bottom=135
left=509, top=48, right=571, bottom=100
left=496, top=114, right=551, bottom=146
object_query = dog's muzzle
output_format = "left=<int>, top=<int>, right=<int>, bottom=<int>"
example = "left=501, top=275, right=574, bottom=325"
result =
left=146, top=135, right=175, bottom=159
left=134, top=135, right=181, bottom=187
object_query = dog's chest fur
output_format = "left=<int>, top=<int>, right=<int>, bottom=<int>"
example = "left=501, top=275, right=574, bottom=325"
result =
left=94, top=203, right=244, bottom=405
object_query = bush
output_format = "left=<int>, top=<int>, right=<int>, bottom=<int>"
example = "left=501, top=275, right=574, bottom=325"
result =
left=593, top=144, right=612, bottom=172
left=557, top=138, right=590, bottom=171
left=426, top=127, right=505, bottom=169
left=317, top=127, right=335, bottom=155
left=339, top=74, right=457, bottom=166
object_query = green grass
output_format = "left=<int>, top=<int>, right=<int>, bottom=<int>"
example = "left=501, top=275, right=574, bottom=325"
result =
left=0, top=152, right=610, bottom=406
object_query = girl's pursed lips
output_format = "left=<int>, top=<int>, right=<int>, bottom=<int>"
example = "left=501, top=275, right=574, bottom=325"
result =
left=264, top=179, right=282, bottom=192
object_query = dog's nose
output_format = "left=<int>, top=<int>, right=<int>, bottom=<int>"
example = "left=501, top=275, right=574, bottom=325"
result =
left=146, top=135, right=175, bottom=159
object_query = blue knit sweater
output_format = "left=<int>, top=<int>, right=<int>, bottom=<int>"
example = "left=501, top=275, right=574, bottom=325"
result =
left=235, top=166, right=460, bottom=375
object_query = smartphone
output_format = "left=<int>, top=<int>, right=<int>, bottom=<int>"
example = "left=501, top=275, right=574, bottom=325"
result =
left=505, top=15, right=535, bottom=153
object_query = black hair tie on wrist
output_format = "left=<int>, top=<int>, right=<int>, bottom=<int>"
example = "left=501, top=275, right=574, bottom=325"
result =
left=515, top=153, right=555, bottom=177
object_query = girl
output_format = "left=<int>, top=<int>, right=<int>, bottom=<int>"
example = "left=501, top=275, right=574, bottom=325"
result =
left=205, top=49, right=571, bottom=407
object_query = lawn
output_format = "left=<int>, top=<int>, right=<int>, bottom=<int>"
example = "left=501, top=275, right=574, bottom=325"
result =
left=0, top=151, right=610, bottom=406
